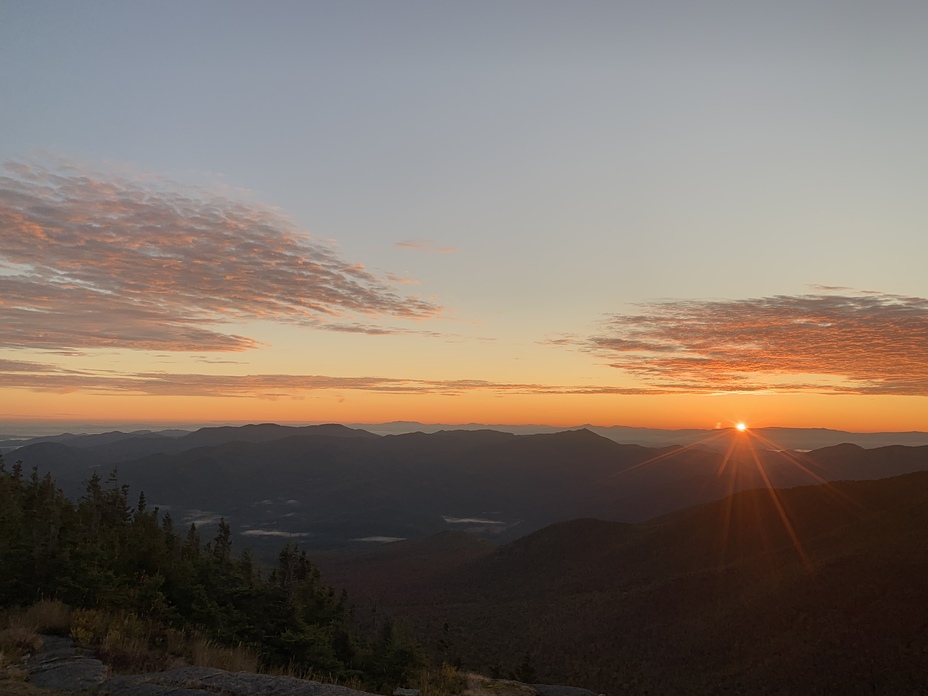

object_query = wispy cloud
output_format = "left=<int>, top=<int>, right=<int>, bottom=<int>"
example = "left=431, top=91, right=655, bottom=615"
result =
left=395, top=239, right=459, bottom=254
left=808, top=284, right=854, bottom=292
left=589, top=292, right=928, bottom=395
left=385, top=272, right=420, bottom=285
left=0, top=160, right=441, bottom=352
left=0, top=362, right=655, bottom=398
left=242, top=530, right=312, bottom=538
left=537, top=333, right=582, bottom=347
left=315, top=321, right=455, bottom=338
left=0, top=358, right=61, bottom=373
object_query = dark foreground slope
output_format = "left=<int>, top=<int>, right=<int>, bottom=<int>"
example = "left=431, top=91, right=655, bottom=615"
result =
left=317, top=471, right=928, bottom=695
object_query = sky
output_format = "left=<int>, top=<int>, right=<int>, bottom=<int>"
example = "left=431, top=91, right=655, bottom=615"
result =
left=2, top=1, right=928, bottom=432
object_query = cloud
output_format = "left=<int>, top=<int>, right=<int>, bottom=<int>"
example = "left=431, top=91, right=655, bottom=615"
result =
left=395, top=239, right=459, bottom=254
left=589, top=292, right=928, bottom=395
left=0, top=362, right=657, bottom=398
left=242, top=530, right=312, bottom=538
left=537, top=333, right=582, bottom=347
left=316, top=321, right=448, bottom=338
left=192, top=357, right=248, bottom=365
left=0, top=160, right=441, bottom=352
left=808, top=284, right=854, bottom=292
left=385, top=272, right=420, bottom=285
left=0, top=358, right=61, bottom=373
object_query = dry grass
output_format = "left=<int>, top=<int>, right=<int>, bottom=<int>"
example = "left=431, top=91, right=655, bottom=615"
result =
left=0, top=616, right=45, bottom=672
left=263, top=660, right=320, bottom=680
left=70, top=608, right=189, bottom=674
left=414, top=663, right=468, bottom=696
left=0, top=627, right=44, bottom=663
left=67, top=608, right=102, bottom=647
left=11, top=601, right=71, bottom=637
left=0, top=608, right=42, bottom=683
left=325, top=671, right=366, bottom=691
left=0, top=603, right=74, bottom=696
left=0, top=600, right=377, bottom=690
left=189, top=637, right=260, bottom=673
left=0, top=599, right=71, bottom=667
left=1, top=601, right=265, bottom=677
left=99, top=614, right=178, bottom=673
left=463, top=673, right=538, bottom=696
left=0, top=600, right=292, bottom=689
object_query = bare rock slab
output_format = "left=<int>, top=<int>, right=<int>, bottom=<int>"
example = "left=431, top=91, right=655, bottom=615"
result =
left=26, top=636, right=107, bottom=692
left=102, top=666, right=379, bottom=696
left=532, top=685, right=599, bottom=696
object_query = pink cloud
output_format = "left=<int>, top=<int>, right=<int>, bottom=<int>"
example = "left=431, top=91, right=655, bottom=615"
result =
left=588, top=292, right=928, bottom=395
left=0, top=160, right=442, bottom=352
left=0, top=362, right=656, bottom=398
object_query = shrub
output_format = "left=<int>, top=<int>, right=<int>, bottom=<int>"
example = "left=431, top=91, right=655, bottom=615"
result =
left=17, top=601, right=70, bottom=637
left=415, top=662, right=468, bottom=696
left=69, top=609, right=104, bottom=646
left=0, top=627, right=43, bottom=665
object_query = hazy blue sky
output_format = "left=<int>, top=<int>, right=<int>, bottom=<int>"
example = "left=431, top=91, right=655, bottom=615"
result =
left=2, top=1, right=927, bottom=429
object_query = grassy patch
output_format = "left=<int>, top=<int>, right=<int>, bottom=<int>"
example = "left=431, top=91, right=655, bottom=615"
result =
left=0, top=627, right=44, bottom=665
left=10, top=601, right=71, bottom=637
left=463, top=673, right=538, bottom=696
left=189, top=637, right=261, bottom=673
left=414, top=663, right=468, bottom=696
left=2, top=600, right=482, bottom=695
left=411, top=664, right=532, bottom=696
left=1, top=601, right=293, bottom=680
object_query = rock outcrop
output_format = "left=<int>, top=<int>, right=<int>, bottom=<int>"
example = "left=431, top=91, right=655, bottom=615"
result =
left=102, top=666, right=377, bottom=696
left=24, top=637, right=376, bottom=696
left=25, top=635, right=107, bottom=692
left=532, top=684, right=600, bottom=696
left=24, top=637, right=597, bottom=696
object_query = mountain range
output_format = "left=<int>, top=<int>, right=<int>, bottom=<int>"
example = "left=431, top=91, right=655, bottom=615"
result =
left=4, top=423, right=928, bottom=556
left=6, top=421, right=928, bottom=452
left=351, top=422, right=928, bottom=451
left=4, top=422, right=928, bottom=692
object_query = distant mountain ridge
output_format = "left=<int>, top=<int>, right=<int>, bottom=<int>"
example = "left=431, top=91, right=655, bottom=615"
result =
left=5, top=424, right=928, bottom=555
left=4, top=421, right=928, bottom=453
left=353, top=421, right=928, bottom=450
left=0, top=422, right=375, bottom=456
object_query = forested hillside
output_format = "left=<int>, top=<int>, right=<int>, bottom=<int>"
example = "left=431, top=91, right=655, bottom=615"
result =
left=317, top=471, right=928, bottom=695
left=0, top=455, right=419, bottom=690
left=6, top=439, right=928, bottom=695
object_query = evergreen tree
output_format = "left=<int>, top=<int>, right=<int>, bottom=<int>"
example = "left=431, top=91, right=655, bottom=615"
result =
left=0, top=462, right=422, bottom=689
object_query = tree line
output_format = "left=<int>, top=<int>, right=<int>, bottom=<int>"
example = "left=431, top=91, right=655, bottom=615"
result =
left=0, top=455, right=420, bottom=689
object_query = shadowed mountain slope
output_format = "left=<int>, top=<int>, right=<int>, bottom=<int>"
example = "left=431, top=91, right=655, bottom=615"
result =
left=316, top=471, right=928, bottom=695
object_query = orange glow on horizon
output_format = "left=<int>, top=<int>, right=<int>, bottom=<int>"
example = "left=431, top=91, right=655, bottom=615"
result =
left=2, top=386, right=928, bottom=432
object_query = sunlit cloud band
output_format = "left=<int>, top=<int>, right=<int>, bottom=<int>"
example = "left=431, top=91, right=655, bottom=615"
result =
left=589, top=293, right=928, bottom=395
left=0, top=360, right=654, bottom=398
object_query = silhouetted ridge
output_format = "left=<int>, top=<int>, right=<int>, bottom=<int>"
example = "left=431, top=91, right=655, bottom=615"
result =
left=10, top=428, right=928, bottom=555
left=181, top=423, right=377, bottom=447
left=809, top=442, right=867, bottom=456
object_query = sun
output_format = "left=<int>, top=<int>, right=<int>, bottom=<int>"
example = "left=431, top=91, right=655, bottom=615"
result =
left=736, top=422, right=747, bottom=432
